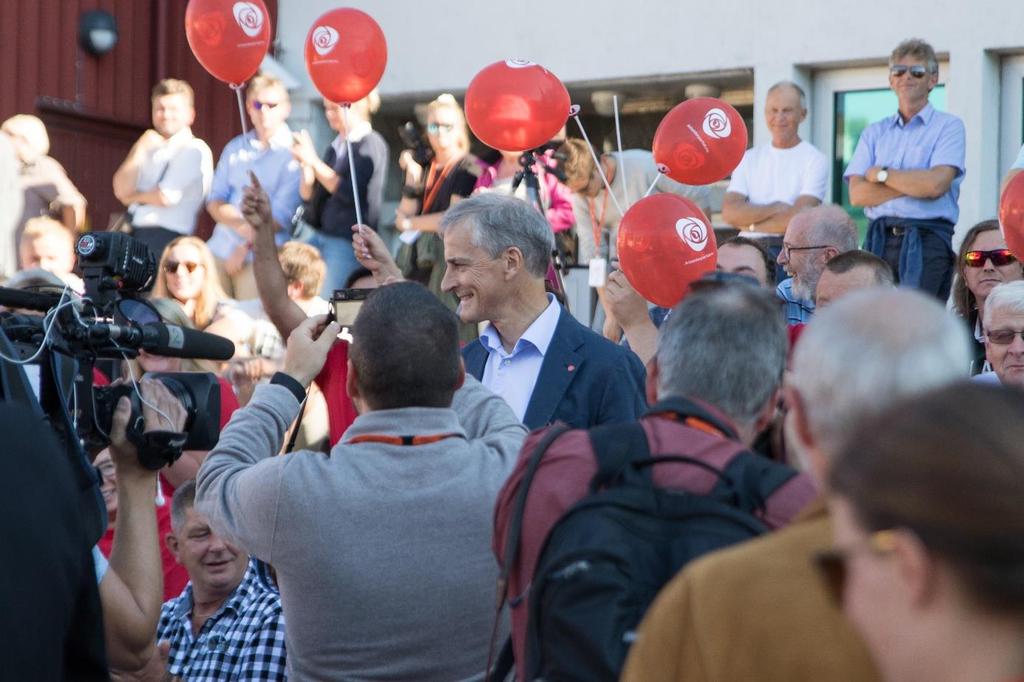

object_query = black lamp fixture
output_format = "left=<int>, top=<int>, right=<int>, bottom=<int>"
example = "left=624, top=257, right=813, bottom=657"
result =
left=78, top=10, right=119, bottom=56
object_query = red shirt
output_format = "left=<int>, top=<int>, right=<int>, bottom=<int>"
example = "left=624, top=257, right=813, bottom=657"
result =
left=316, top=342, right=358, bottom=446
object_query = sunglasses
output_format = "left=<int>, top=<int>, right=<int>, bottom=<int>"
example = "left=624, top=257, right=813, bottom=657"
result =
left=427, top=122, right=455, bottom=135
left=164, top=260, right=202, bottom=275
left=251, top=100, right=282, bottom=111
left=889, top=64, right=931, bottom=79
left=813, top=529, right=897, bottom=606
left=963, top=248, right=1017, bottom=267
left=985, top=328, right=1024, bottom=345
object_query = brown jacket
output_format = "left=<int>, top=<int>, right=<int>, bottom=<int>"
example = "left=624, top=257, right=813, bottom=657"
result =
left=621, top=498, right=880, bottom=682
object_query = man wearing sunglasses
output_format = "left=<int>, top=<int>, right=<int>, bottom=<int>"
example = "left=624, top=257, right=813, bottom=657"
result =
left=623, top=288, right=970, bottom=682
left=980, top=281, right=1024, bottom=387
left=845, top=38, right=965, bottom=301
left=206, top=74, right=301, bottom=301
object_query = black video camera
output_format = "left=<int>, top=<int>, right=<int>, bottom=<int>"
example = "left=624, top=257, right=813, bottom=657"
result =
left=398, top=121, right=434, bottom=168
left=0, top=233, right=233, bottom=465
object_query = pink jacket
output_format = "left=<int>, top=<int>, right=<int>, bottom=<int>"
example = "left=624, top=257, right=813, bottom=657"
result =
left=474, top=158, right=575, bottom=232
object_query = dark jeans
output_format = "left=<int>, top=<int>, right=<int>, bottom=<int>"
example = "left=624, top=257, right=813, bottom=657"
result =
left=880, top=225, right=954, bottom=301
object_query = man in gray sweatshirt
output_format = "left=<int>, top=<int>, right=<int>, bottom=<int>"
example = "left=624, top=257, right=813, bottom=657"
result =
left=196, top=282, right=527, bottom=680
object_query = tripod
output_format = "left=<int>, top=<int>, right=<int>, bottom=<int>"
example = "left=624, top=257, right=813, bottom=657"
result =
left=510, top=149, right=570, bottom=309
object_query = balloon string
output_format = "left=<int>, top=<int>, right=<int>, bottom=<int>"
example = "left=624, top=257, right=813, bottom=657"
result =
left=613, top=95, right=628, bottom=207
left=342, top=104, right=364, bottom=227
left=230, top=84, right=249, bottom=136
left=572, top=114, right=624, bottom=216
left=643, top=174, right=660, bottom=199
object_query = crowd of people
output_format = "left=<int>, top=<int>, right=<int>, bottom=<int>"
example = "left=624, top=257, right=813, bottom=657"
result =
left=3, top=35, right=1024, bottom=682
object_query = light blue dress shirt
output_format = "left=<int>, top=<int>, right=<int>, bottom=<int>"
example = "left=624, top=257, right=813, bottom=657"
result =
left=206, top=127, right=301, bottom=262
left=843, top=104, right=966, bottom=224
left=479, top=294, right=562, bottom=422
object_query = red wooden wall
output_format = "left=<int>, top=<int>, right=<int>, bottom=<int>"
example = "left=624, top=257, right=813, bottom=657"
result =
left=0, top=0, right=278, bottom=234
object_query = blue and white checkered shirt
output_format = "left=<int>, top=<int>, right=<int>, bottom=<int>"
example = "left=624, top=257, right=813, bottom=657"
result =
left=776, top=277, right=815, bottom=325
left=158, top=561, right=287, bottom=681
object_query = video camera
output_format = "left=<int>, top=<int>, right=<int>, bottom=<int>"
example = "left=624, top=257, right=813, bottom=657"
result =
left=398, top=121, right=434, bottom=168
left=0, top=232, right=234, bottom=465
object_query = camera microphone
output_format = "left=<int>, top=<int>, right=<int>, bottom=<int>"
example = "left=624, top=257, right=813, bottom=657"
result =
left=88, top=322, right=235, bottom=360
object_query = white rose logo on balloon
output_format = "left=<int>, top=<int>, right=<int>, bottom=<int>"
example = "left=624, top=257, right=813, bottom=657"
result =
left=701, top=108, right=731, bottom=139
left=506, top=58, right=537, bottom=69
left=676, top=217, right=710, bottom=252
left=232, top=2, right=264, bottom=38
left=312, top=25, right=340, bottom=56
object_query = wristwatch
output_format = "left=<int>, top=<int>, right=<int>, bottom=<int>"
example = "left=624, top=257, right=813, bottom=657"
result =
left=876, top=167, right=889, bottom=184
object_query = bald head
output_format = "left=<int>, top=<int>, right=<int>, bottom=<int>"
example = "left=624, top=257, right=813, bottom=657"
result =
left=790, top=288, right=970, bottom=459
left=779, top=205, right=858, bottom=300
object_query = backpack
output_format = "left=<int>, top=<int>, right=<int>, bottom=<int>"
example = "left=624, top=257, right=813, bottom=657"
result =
left=490, top=397, right=797, bottom=682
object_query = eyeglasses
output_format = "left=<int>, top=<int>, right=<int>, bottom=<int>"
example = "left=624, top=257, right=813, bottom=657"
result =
left=813, top=529, right=898, bottom=606
left=164, top=260, right=202, bottom=275
left=985, top=328, right=1024, bottom=345
left=781, top=244, right=831, bottom=259
left=426, top=122, right=455, bottom=135
left=251, top=100, right=282, bottom=111
left=889, top=64, right=931, bottom=79
left=963, top=249, right=1017, bottom=268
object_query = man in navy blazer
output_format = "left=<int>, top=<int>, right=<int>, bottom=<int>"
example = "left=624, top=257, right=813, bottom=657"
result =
left=439, top=193, right=646, bottom=430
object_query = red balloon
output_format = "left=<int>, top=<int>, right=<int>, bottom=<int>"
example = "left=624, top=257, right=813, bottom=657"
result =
left=652, top=98, right=748, bottom=186
left=1000, top=171, right=1024, bottom=261
left=305, top=8, right=387, bottom=105
left=617, top=193, right=718, bottom=307
left=465, top=60, right=571, bottom=152
left=185, top=0, right=271, bottom=86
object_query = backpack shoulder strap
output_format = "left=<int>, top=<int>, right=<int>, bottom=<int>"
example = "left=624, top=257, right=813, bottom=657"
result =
left=713, top=449, right=799, bottom=515
left=646, top=396, right=740, bottom=441
left=587, top=421, right=652, bottom=493
left=486, top=422, right=573, bottom=681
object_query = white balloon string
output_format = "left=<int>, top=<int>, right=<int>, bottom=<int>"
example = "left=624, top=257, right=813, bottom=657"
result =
left=613, top=95, right=628, bottom=207
left=342, top=104, right=364, bottom=227
left=643, top=174, right=660, bottom=199
left=572, top=114, right=624, bottom=216
left=231, top=85, right=249, bottom=136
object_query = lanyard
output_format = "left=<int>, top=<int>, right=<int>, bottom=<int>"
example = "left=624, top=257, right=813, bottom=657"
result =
left=347, top=432, right=462, bottom=446
left=422, top=157, right=460, bottom=213
left=650, top=411, right=726, bottom=439
left=587, top=191, right=609, bottom=255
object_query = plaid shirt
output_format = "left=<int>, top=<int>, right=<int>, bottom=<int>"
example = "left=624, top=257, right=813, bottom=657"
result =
left=158, top=561, right=287, bottom=681
left=776, top=277, right=815, bottom=325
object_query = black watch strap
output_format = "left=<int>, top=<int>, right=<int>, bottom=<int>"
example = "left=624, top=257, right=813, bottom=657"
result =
left=270, top=372, right=307, bottom=405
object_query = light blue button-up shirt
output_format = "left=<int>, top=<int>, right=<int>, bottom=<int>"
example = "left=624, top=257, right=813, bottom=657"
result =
left=844, top=104, right=966, bottom=224
left=206, top=127, right=301, bottom=262
left=479, top=294, right=561, bottom=422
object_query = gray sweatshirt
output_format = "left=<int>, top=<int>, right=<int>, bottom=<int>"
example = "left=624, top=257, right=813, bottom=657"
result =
left=196, top=376, right=527, bottom=681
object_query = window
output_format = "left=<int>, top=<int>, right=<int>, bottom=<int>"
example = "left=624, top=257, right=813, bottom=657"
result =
left=832, top=86, right=947, bottom=237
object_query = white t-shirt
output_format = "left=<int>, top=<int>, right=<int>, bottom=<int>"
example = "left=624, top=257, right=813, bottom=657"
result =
left=726, top=140, right=829, bottom=205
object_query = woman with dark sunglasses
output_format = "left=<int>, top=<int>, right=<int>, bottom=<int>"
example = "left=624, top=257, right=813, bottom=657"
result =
left=824, top=382, right=1024, bottom=682
left=151, top=235, right=234, bottom=331
left=394, top=93, right=483, bottom=343
left=951, top=220, right=1023, bottom=373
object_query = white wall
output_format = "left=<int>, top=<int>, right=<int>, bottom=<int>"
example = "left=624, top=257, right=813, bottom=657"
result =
left=276, top=0, right=1024, bottom=230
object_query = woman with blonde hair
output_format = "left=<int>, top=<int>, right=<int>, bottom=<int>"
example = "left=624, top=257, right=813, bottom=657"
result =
left=152, top=235, right=233, bottom=330
left=1, top=114, right=87, bottom=249
left=394, top=93, right=482, bottom=341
